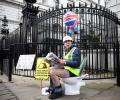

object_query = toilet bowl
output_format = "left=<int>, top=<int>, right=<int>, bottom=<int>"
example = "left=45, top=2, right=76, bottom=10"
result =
left=62, top=76, right=86, bottom=95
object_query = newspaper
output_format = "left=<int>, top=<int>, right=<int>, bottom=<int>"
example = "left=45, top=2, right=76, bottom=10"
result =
left=45, top=52, right=63, bottom=68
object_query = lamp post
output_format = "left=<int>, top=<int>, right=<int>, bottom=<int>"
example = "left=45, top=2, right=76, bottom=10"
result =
left=55, top=0, right=59, bottom=8
left=1, top=16, right=9, bottom=49
left=1, top=16, right=9, bottom=36
left=0, top=16, right=9, bottom=76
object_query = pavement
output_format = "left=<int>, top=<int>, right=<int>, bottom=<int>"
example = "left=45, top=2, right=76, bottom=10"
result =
left=0, top=74, right=120, bottom=100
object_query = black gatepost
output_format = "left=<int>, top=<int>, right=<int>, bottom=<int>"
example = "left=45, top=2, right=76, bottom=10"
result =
left=116, top=41, right=120, bottom=86
left=21, top=0, right=39, bottom=43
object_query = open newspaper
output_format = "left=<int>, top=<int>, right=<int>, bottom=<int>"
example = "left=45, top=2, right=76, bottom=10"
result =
left=45, top=52, right=63, bottom=68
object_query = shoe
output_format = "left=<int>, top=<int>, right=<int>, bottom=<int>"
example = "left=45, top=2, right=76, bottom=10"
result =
left=46, top=85, right=62, bottom=93
left=48, top=85, right=63, bottom=99
left=48, top=92, right=63, bottom=99
left=46, top=86, right=54, bottom=94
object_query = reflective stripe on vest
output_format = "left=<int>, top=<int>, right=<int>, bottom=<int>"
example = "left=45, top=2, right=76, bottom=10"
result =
left=63, top=47, right=80, bottom=76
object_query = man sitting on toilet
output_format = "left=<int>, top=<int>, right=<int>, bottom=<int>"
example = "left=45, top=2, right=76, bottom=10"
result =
left=48, top=35, right=81, bottom=99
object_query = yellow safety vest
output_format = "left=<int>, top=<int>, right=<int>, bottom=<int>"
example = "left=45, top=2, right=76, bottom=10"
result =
left=64, top=47, right=80, bottom=76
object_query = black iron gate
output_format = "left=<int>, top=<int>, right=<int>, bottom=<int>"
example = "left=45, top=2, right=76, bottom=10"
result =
left=12, top=3, right=119, bottom=79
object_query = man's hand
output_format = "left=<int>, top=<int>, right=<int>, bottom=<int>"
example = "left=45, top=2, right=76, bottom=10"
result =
left=58, top=59, right=65, bottom=65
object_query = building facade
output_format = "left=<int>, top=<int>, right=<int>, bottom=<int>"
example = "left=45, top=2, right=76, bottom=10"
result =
left=0, top=0, right=51, bottom=33
left=105, top=0, right=120, bottom=41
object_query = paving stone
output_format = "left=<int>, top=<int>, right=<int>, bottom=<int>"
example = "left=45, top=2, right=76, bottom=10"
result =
left=1, top=75, right=120, bottom=100
left=0, top=80, right=2, bottom=83
left=0, top=93, right=17, bottom=100
left=0, top=89, right=10, bottom=95
left=0, top=83, right=19, bottom=100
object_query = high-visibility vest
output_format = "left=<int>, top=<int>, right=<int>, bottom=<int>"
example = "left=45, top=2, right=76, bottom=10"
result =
left=64, top=47, right=80, bottom=76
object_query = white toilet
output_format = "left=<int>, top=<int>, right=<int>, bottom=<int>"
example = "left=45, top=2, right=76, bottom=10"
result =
left=62, top=74, right=88, bottom=95
left=62, top=57, right=88, bottom=95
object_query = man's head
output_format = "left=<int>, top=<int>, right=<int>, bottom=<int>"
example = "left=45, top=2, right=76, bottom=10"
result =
left=63, top=36, right=73, bottom=49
